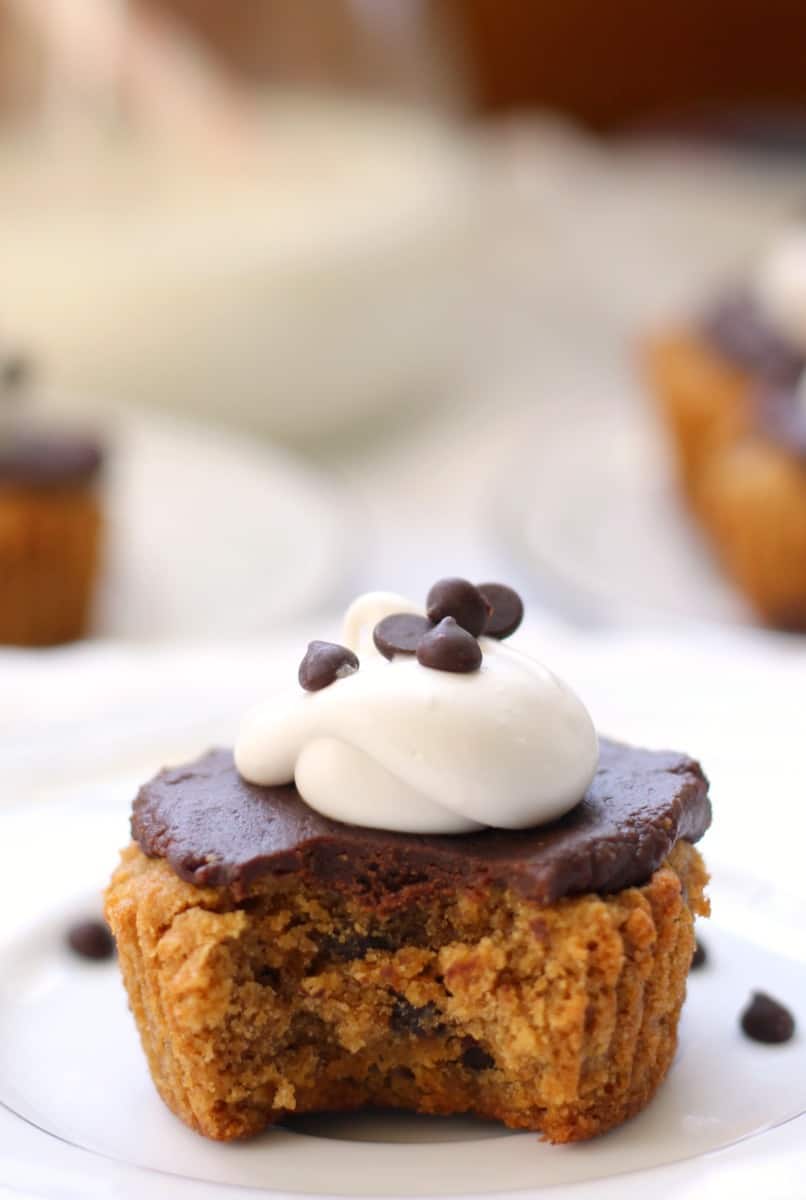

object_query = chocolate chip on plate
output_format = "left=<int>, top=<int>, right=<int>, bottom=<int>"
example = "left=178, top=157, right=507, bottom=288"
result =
left=66, top=919, right=115, bottom=961
left=298, top=641, right=359, bottom=691
left=740, top=992, right=795, bottom=1044
left=691, top=938, right=707, bottom=969
left=417, top=617, right=482, bottom=673
left=373, top=613, right=431, bottom=660
left=477, top=582, right=524, bottom=639
left=426, top=578, right=490, bottom=638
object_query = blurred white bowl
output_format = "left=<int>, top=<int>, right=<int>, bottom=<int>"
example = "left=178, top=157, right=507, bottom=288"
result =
left=0, top=99, right=478, bottom=440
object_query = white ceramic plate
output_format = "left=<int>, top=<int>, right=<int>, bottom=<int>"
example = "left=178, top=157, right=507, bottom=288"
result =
left=89, top=407, right=352, bottom=640
left=0, top=780, right=803, bottom=1200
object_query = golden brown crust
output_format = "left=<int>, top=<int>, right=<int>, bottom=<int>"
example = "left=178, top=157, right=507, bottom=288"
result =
left=643, top=330, right=806, bottom=627
left=0, top=484, right=101, bottom=645
left=106, top=840, right=709, bottom=1144
left=642, top=331, right=752, bottom=506
left=697, top=441, right=806, bottom=628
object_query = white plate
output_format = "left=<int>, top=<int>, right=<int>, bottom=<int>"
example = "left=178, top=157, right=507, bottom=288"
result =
left=495, top=382, right=761, bottom=631
left=0, top=781, right=803, bottom=1200
left=89, top=407, right=351, bottom=640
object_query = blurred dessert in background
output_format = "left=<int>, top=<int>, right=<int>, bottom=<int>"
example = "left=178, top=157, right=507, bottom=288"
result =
left=644, top=224, right=806, bottom=629
left=0, top=2, right=478, bottom=443
left=0, top=98, right=477, bottom=442
left=0, top=348, right=103, bottom=645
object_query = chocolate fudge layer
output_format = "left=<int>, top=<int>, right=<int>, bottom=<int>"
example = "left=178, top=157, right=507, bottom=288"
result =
left=132, top=740, right=710, bottom=905
left=701, top=291, right=804, bottom=387
left=0, top=432, right=103, bottom=488
left=701, top=292, right=806, bottom=460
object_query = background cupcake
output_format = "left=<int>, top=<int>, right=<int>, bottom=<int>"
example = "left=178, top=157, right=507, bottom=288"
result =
left=0, top=348, right=103, bottom=645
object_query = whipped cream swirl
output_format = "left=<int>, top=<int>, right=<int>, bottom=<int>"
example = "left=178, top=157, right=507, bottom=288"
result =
left=235, top=591, right=599, bottom=834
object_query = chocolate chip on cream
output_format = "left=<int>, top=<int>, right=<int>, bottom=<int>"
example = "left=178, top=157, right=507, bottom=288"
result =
left=234, top=586, right=599, bottom=835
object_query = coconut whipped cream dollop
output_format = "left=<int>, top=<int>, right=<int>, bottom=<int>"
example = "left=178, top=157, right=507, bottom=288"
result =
left=235, top=583, right=599, bottom=834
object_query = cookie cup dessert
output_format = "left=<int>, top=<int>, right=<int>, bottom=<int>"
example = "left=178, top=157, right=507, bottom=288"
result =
left=0, top=430, right=103, bottom=645
left=0, top=359, right=103, bottom=644
left=106, top=581, right=710, bottom=1143
left=644, top=227, right=806, bottom=627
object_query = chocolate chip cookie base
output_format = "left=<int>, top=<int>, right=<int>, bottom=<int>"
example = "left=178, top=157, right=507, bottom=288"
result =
left=644, top=330, right=806, bottom=628
left=106, top=838, right=708, bottom=1143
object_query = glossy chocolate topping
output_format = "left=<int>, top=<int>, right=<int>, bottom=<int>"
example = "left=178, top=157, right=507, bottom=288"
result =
left=0, top=432, right=103, bottom=487
left=701, top=291, right=804, bottom=387
left=131, top=740, right=711, bottom=905
left=701, top=291, right=806, bottom=460
left=754, top=386, right=806, bottom=459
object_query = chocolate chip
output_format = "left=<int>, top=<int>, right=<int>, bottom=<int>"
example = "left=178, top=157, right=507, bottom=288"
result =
left=477, top=582, right=524, bottom=639
left=426, top=578, right=490, bottom=637
left=416, top=617, right=482, bottom=673
left=702, top=292, right=805, bottom=386
left=319, top=930, right=395, bottom=962
left=691, top=938, right=707, bottom=969
left=298, top=641, right=358, bottom=691
left=461, top=1041, right=495, bottom=1071
left=255, top=965, right=281, bottom=987
left=373, top=613, right=431, bottom=660
left=290, top=1012, right=329, bottom=1046
left=390, top=995, right=442, bottom=1036
left=740, top=992, right=795, bottom=1044
left=66, top=919, right=115, bottom=961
